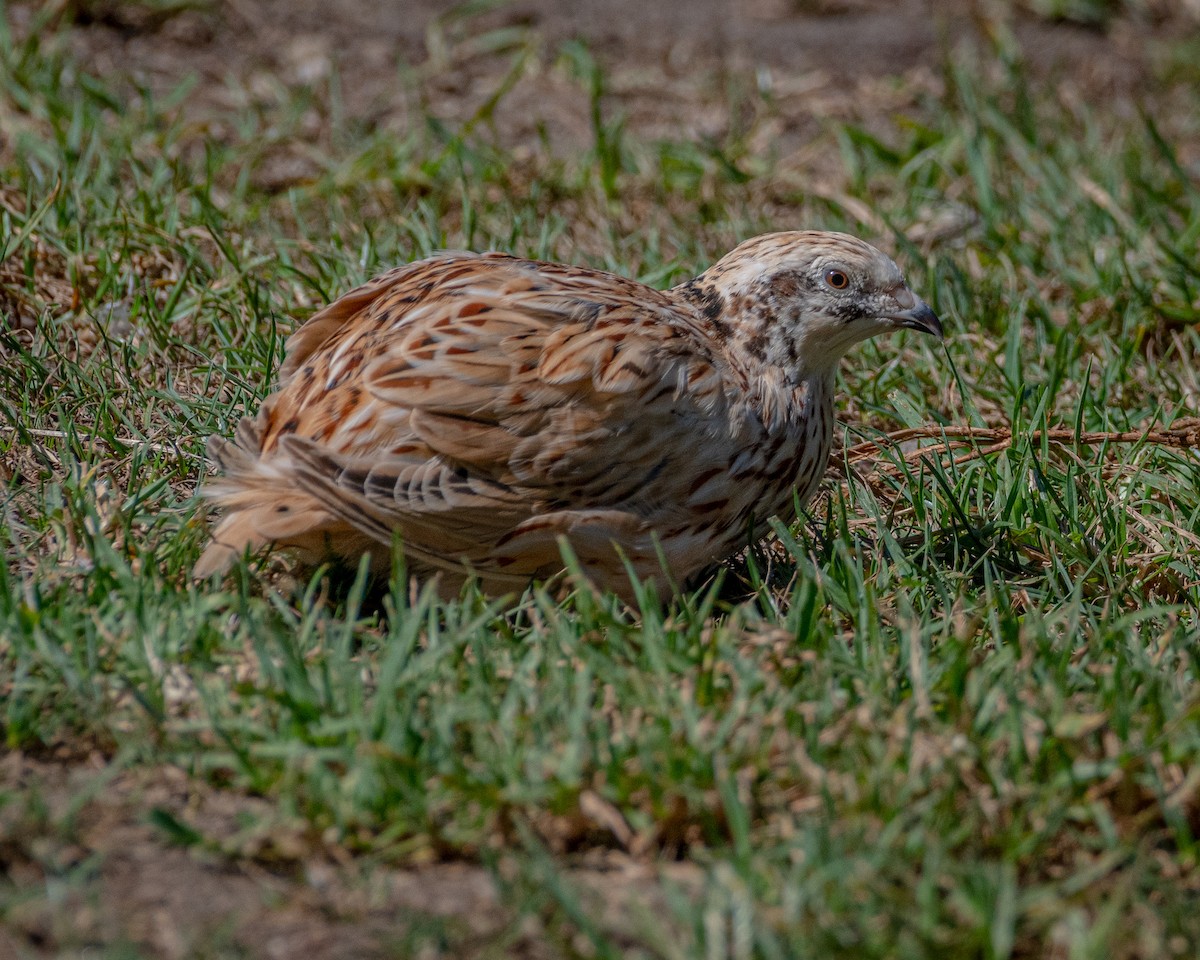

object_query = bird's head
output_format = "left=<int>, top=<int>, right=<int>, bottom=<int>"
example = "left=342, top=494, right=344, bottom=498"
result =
left=679, top=231, right=942, bottom=381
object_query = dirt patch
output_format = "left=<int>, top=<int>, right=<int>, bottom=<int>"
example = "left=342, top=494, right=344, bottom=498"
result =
left=48, top=0, right=1180, bottom=97
left=19, top=0, right=1190, bottom=236
left=24, top=0, right=1192, bottom=161
left=0, top=752, right=693, bottom=959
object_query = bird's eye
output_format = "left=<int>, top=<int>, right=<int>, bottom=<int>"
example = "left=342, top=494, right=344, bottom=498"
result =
left=824, top=269, right=850, bottom=290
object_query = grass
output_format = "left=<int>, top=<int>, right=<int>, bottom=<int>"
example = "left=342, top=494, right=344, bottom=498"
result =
left=2, top=2, right=1200, bottom=957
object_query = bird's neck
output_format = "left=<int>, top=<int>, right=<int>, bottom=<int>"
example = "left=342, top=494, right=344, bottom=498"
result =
left=673, top=278, right=761, bottom=383
left=673, top=276, right=837, bottom=430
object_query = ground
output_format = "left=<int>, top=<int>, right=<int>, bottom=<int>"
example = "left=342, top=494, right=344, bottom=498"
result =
left=3, top=0, right=1200, bottom=957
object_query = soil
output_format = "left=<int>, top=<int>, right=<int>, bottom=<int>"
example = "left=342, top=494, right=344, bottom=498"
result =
left=0, top=752, right=689, bottom=959
left=3, top=0, right=1198, bottom=956
left=31, top=0, right=1188, bottom=166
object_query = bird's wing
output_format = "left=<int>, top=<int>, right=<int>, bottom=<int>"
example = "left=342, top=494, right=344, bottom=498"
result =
left=257, top=253, right=731, bottom=563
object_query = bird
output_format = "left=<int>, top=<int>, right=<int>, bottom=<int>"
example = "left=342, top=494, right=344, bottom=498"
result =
left=194, top=231, right=942, bottom=599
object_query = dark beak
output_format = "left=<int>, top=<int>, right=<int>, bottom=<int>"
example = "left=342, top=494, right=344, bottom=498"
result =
left=886, top=301, right=943, bottom=339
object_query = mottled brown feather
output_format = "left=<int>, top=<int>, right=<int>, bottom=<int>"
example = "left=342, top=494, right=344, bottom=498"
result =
left=195, top=233, right=941, bottom=598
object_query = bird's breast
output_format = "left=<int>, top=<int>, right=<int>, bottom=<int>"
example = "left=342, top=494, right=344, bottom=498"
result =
left=738, top=373, right=835, bottom=522
left=653, top=372, right=834, bottom=551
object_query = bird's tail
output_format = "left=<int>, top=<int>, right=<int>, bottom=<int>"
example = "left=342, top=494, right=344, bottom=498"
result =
left=192, top=418, right=339, bottom=578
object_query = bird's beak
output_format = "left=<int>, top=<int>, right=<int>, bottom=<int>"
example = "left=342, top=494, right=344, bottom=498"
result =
left=885, top=300, right=943, bottom=339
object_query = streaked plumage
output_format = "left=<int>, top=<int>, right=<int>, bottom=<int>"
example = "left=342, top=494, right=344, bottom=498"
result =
left=195, top=231, right=942, bottom=598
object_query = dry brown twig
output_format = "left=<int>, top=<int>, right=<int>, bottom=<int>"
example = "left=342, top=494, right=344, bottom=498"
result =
left=842, top=418, right=1200, bottom=477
